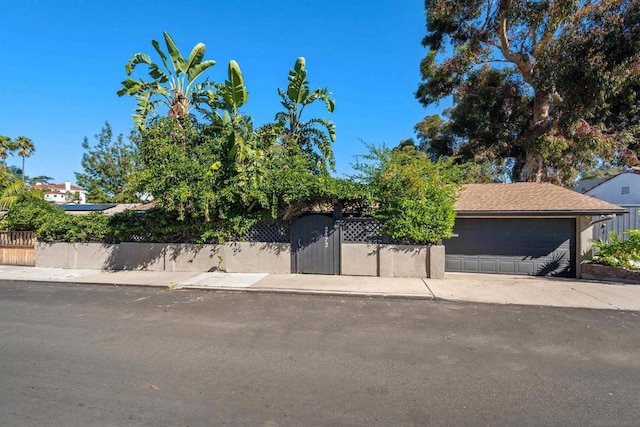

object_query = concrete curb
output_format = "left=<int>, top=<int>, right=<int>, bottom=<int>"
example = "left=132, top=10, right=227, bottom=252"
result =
left=4, top=267, right=640, bottom=310
left=52, top=280, right=436, bottom=300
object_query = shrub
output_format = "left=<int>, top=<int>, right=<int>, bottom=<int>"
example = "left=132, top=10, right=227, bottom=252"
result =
left=3, top=193, right=65, bottom=233
left=355, top=144, right=461, bottom=243
left=590, top=230, right=640, bottom=270
left=3, top=193, right=110, bottom=242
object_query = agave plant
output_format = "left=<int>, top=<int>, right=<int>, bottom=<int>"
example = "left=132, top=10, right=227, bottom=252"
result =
left=117, top=31, right=217, bottom=130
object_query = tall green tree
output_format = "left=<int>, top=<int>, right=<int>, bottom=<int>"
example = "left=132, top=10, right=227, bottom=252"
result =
left=75, top=122, right=139, bottom=203
left=117, top=31, right=217, bottom=130
left=0, top=135, right=14, bottom=168
left=417, top=0, right=640, bottom=184
left=416, top=67, right=531, bottom=182
left=14, top=136, right=34, bottom=180
left=27, top=175, right=54, bottom=185
left=275, top=57, right=336, bottom=174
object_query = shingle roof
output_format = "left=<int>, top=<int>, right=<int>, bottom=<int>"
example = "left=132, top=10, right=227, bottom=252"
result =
left=455, top=183, right=625, bottom=215
left=130, top=201, right=157, bottom=211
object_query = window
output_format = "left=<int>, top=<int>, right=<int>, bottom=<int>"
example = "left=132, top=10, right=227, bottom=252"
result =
left=621, top=186, right=630, bottom=195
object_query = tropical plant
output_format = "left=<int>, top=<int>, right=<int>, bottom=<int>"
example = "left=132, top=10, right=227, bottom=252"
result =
left=275, top=57, right=336, bottom=174
left=0, top=179, right=27, bottom=211
left=0, top=168, right=44, bottom=213
left=117, top=31, right=217, bottom=129
left=14, top=136, right=34, bottom=180
left=0, top=154, right=39, bottom=211
left=201, top=60, right=261, bottom=178
left=590, top=230, right=640, bottom=270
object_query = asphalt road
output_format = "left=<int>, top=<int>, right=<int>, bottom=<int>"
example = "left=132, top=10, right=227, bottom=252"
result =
left=1, top=281, right=639, bottom=426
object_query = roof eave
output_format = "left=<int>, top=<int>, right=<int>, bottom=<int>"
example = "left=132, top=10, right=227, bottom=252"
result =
left=455, top=209, right=626, bottom=217
left=582, top=173, right=624, bottom=193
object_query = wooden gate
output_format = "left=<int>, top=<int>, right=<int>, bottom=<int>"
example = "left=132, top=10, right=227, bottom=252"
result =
left=0, top=231, right=35, bottom=266
left=291, top=215, right=340, bottom=275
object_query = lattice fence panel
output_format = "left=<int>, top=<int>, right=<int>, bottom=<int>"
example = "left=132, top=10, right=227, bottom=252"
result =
left=242, top=220, right=291, bottom=243
left=340, top=218, right=383, bottom=243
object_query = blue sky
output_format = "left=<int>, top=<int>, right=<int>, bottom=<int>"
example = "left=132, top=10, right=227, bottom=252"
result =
left=1, top=0, right=445, bottom=185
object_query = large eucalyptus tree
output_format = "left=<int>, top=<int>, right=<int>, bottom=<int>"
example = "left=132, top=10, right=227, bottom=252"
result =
left=417, top=0, right=640, bottom=184
left=117, top=31, right=216, bottom=130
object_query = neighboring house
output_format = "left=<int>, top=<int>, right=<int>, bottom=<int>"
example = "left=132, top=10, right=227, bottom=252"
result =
left=576, top=169, right=640, bottom=241
left=32, top=182, right=87, bottom=204
left=444, top=182, right=624, bottom=278
left=577, top=169, right=640, bottom=205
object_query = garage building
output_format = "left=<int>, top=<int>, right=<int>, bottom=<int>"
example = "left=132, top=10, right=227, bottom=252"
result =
left=444, top=183, right=624, bottom=278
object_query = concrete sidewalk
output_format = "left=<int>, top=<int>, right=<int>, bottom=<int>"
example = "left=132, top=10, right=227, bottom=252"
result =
left=1, top=265, right=639, bottom=311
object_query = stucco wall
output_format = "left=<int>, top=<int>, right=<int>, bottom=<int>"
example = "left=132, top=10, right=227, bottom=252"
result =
left=341, top=243, right=444, bottom=278
left=341, top=243, right=378, bottom=276
left=577, top=216, right=595, bottom=279
left=379, top=245, right=427, bottom=278
left=37, top=241, right=441, bottom=278
left=36, top=242, right=291, bottom=274
left=427, top=245, right=445, bottom=279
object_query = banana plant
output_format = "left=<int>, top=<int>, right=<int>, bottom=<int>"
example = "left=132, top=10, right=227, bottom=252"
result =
left=275, top=57, right=336, bottom=174
left=200, top=60, right=257, bottom=169
left=198, top=60, right=263, bottom=198
left=117, top=31, right=216, bottom=130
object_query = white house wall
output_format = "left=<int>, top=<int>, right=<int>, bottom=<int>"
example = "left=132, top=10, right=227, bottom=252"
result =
left=585, top=173, right=640, bottom=205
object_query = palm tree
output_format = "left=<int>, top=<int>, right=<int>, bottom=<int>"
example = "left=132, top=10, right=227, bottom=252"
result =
left=14, top=136, right=34, bottom=180
left=0, top=178, right=27, bottom=211
left=0, top=135, right=14, bottom=168
left=117, top=31, right=217, bottom=130
left=275, top=57, right=336, bottom=174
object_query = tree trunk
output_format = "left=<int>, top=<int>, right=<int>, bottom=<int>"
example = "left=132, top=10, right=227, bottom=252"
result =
left=522, top=92, right=552, bottom=182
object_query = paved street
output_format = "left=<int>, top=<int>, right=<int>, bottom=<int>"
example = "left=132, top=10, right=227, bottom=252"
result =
left=1, top=281, right=640, bottom=426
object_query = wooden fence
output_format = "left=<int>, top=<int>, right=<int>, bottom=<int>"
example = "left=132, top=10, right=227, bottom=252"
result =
left=0, top=231, right=35, bottom=266
left=593, top=205, right=640, bottom=242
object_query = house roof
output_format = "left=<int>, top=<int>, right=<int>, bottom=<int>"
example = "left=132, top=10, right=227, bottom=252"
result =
left=455, top=183, right=625, bottom=216
left=130, top=201, right=157, bottom=211
left=576, top=176, right=613, bottom=193
left=577, top=168, right=640, bottom=193
left=33, top=183, right=85, bottom=192
left=62, top=204, right=116, bottom=212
